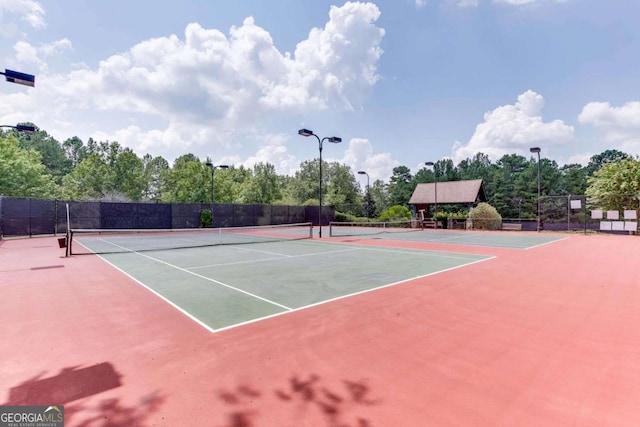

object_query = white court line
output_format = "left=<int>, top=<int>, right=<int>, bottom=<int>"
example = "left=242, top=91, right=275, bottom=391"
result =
left=211, top=255, right=497, bottom=334
left=90, top=238, right=292, bottom=311
left=524, top=236, right=569, bottom=250
left=188, top=247, right=363, bottom=270
left=84, top=237, right=497, bottom=334
left=358, top=245, right=491, bottom=261
left=95, top=254, right=219, bottom=333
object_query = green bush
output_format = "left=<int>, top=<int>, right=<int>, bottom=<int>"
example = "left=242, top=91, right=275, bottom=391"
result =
left=200, top=209, right=212, bottom=228
left=334, top=211, right=359, bottom=222
left=468, top=202, right=501, bottom=230
left=379, top=205, right=412, bottom=222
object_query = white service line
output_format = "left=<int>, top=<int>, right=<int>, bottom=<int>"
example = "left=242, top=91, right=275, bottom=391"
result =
left=187, top=247, right=364, bottom=270
left=95, top=239, right=293, bottom=311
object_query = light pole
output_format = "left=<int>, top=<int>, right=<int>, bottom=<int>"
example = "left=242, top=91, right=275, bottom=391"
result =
left=425, top=161, right=438, bottom=223
left=1, top=69, right=35, bottom=87
left=205, top=162, right=229, bottom=227
left=357, top=170, right=370, bottom=221
left=298, top=128, right=342, bottom=238
left=0, top=124, right=36, bottom=133
left=529, top=147, right=541, bottom=232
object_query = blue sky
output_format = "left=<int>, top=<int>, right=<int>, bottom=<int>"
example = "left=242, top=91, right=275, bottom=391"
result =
left=1, top=0, right=639, bottom=182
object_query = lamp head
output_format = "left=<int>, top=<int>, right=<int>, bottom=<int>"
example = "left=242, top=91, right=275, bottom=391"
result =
left=529, top=147, right=541, bottom=154
left=298, top=128, right=314, bottom=137
left=328, top=136, right=342, bottom=143
left=358, top=171, right=367, bottom=175
left=16, top=124, right=36, bottom=133
left=425, top=161, right=435, bottom=167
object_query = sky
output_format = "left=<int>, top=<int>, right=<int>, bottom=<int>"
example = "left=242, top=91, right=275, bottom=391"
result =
left=1, top=0, right=640, bottom=183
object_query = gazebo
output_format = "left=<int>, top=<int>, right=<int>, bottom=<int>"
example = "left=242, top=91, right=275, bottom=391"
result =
left=409, top=179, right=487, bottom=224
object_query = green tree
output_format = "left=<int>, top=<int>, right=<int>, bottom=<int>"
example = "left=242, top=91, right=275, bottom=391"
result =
left=143, top=154, right=170, bottom=201
left=62, top=136, right=88, bottom=167
left=287, top=159, right=321, bottom=204
left=369, top=179, right=388, bottom=217
left=0, top=134, right=59, bottom=198
left=457, top=152, right=495, bottom=199
left=560, top=163, right=588, bottom=195
left=387, top=166, right=414, bottom=207
left=16, top=126, right=72, bottom=182
left=111, top=149, right=146, bottom=200
left=585, top=149, right=630, bottom=176
left=240, top=162, right=281, bottom=204
left=324, top=162, right=360, bottom=207
left=586, top=157, right=640, bottom=211
left=164, top=155, right=209, bottom=202
left=61, top=153, right=110, bottom=199
left=215, top=166, right=251, bottom=203
left=491, top=154, right=530, bottom=218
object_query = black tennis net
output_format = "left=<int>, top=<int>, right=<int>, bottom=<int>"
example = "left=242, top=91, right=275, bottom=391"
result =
left=329, top=220, right=423, bottom=237
left=69, top=222, right=313, bottom=255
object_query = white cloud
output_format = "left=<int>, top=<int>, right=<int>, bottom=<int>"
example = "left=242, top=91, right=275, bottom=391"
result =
left=14, top=39, right=72, bottom=72
left=0, top=0, right=46, bottom=36
left=0, top=2, right=385, bottom=170
left=415, top=0, right=427, bottom=7
left=340, top=138, right=399, bottom=182
left=452, top=90, right=575, bottom=162
left=578, top=101, right=640, bottom=155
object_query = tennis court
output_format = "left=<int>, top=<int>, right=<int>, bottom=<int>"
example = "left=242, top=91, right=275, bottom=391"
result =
left=329, top=221, right=565, bottom=249
left=72, top=224, right=492, bottom=331
left=4, top=227, right=640, bottom=426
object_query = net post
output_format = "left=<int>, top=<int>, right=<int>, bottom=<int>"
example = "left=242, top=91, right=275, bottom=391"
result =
left=65, top=203, right=71, bottom=257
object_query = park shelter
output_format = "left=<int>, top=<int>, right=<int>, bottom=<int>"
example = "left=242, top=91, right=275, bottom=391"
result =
left=409, top=179, right=487, bottom=219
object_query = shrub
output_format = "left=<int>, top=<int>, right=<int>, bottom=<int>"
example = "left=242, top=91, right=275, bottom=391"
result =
left=200, top=209, right=212, bottom=227
left=334, top=211, right=359, bottom=222
left=379, top=205, right=412, bottom=222
left=468, top=202, right=501, bottom=230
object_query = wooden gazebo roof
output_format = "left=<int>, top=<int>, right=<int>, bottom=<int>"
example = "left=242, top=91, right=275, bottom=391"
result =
left=409, top=179, right=486, bottom=205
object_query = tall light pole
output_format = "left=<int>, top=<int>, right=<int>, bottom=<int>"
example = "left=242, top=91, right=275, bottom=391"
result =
left=425, top=162, right=438, bottom=223
left=298, top=128, right=342, bottom=238
left=1, top=69, right=35, bottom=87
left=358, top=170, right=370, bottom=221
left=205, top=162, right=229, bottom=227
left=529, top=147, right=541, bottom=232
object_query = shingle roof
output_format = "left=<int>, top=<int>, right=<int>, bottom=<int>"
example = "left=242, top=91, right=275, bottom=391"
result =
left=409, top=179, right=485, bottom=204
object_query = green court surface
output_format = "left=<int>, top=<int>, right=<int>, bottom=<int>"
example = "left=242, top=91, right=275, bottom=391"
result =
left=330, top=227, right=566, bottom=249
left=82, top=239, right=492, bottom=332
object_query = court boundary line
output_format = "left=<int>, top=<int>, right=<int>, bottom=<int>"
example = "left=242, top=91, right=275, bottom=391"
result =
left=333, top=230, right=567, bottom=250
left=84, top=239, right=293, bottom=311
left=524, top=235, right=569, bottom=250
left=92, top=254, right=219, bottom=334
left=211, top=255, right=496, bottom=334
left=81, top=238, right=495, bottom=334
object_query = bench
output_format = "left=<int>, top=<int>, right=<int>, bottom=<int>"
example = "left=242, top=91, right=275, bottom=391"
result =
left=501, top=223, right=522, bottom=231
left=423, top=220, right=442, bottom=229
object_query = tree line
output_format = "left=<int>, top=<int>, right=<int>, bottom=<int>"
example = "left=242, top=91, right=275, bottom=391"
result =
left=1, top=125, right=639, bottom=220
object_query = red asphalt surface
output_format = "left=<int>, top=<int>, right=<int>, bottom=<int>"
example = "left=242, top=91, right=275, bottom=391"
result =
left=1, top=232, right=640, bottom=426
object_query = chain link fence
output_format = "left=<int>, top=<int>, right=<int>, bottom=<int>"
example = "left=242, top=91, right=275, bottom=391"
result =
left=540, top=195, right=639, bottom=233
left=0, top=197, right=334, bottom=238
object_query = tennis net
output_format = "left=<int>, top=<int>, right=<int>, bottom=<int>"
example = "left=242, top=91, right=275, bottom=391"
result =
left=329, top=220, right=423, bottom=237
left=69, top=222, right=313, bottom=255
